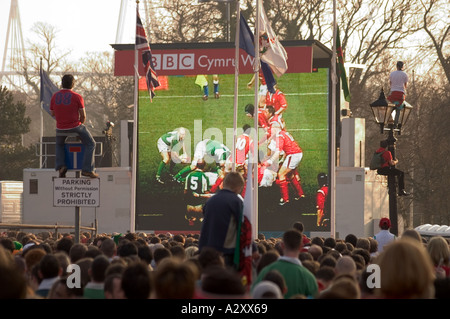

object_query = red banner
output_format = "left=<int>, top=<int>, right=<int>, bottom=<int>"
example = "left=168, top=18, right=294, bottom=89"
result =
left=139, top=76, right=169, bottom=91
left=114, top=46, right=312, bottom=76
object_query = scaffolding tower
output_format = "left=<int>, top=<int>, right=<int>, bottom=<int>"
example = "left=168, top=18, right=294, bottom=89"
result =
left=1, top=0, right=27, bottom=90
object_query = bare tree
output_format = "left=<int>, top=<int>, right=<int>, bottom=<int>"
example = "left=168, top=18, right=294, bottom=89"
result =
left=77, top=51, right=133, bottom=137
left=146, top=0, right=225, bottom=43
left=239, top=0, right=329, bottom=41
left=14, top=22, right=133, bottom=155
left=404, top=74, right=450, bottom=225
left=419, top=0, right=450, bottom=84
left=22, top=22, right=71, bottom=96
left=401, top=0, right=450, bottom=224
left=338, top=0, right=422, bottom=91
left=10, top=22, right=73, bottom=145
left=333, top=1, right=425, bottom=194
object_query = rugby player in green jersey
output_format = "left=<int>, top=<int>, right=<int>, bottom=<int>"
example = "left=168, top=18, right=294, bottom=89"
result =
left=156, top=127, right=187, bottom=184
left=184, top=160, right=213, bottom=225
left=174, top=139, right=231, bottom=184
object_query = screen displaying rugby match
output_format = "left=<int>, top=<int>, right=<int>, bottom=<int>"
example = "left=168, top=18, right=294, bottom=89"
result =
left=122, top=42, right=331, bottom=235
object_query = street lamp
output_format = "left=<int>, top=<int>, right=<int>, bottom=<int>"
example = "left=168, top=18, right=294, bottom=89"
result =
left=370, top=88, right=412, bottom=135
left=369, top=88, right=412, bottom=236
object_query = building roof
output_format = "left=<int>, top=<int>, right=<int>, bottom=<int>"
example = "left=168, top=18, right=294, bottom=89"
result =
left=415, top=224, right=450, bottom=237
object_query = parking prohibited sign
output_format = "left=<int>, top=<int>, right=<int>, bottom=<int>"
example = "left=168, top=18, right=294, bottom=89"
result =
left=54, top=178, right=100, bottom=207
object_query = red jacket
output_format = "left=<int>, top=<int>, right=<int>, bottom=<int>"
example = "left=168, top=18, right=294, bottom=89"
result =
left=376, top=147, right=392, bottom=168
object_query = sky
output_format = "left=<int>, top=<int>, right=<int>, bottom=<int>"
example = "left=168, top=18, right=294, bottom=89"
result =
left=0, top=0, right=444, bottom=78
left=0, top=0, right=137, bottom=65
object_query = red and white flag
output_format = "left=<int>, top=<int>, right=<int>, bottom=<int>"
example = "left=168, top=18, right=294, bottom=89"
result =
left=257, top=0, right=288, bottom=77
left=238, top=158, right=254, bottom=289
left=136, top=8, right=160, bottom=101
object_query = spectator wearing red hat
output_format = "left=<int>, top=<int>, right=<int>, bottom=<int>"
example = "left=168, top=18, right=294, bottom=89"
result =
left=374, top=217, right=396, bottom=253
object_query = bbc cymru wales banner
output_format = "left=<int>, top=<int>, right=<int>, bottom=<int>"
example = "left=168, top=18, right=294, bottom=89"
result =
left=114, top=46, right=312, bottom=77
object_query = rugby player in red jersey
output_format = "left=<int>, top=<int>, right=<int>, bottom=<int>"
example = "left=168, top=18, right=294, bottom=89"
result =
left=263, top=130, right=305, bottom=205
left=232, top=124, right=254, bottom=197
left=265, top=85, right=287, bottom=116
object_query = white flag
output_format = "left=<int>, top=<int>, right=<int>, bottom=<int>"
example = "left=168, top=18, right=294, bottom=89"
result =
left=258, top=0, right=288, bottom=77
left=243, top=160, right=253, bottom=225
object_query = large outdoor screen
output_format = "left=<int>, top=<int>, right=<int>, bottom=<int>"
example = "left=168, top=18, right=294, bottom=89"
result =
left=116, top=42, right=331, bottom=236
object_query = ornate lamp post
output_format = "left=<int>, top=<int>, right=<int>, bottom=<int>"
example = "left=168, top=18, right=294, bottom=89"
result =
left=369, top=88, right=412, bottom=235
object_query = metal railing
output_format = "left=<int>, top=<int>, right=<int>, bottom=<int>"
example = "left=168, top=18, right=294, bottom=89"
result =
left=0, top=221, right=97, bottom=239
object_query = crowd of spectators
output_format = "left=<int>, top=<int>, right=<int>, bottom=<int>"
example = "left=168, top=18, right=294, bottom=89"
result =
left=1, top=220, right=450, bottom=300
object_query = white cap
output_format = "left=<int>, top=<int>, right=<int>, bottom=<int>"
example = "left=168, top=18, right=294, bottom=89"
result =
left=251, top=281, right=283, bottom=299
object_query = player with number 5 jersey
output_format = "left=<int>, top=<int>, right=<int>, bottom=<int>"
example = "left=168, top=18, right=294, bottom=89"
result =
left=184, top=160, right=212, bottom=225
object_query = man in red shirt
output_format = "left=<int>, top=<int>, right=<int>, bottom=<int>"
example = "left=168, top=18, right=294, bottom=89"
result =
left=263, top=130, right=305, bottom=205
left=376, top=140, right=409, bottom=196
left=266, top=105, right=285, bottom=142
left=50, top=74, right=98, bottom=178
left=235, top=124, right=253, bottom=168
left=265, top=86, right=287, bottom=115
left=261, top=105, right=285, bottom=158
left=268, top=108, right=285, bottom=131
left=245, top=103, right=271, bottom=150
left=316, top=173, right=329, bottom=227
left=245, top=103, right=270, bottom=131
left=211, top=125, right=254, bottom=196
left=235, top=124, right=254, bottom=197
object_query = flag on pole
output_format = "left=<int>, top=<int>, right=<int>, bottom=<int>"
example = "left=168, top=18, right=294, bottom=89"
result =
left=136, top=8, right=160, bottom=102
left=257, top=0, right=288, bottom=77
left=39, top=69, right=58, bottom=118
left=239, top=14, right=255, bottom=57
left=239, top=14, right=277, bottom=93
left=336, top=27, right=351, bottom=102
left=234, top=159, right=254, bottom=289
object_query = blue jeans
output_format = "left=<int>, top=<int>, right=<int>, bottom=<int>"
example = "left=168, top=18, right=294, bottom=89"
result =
left=56, top=124, right=96, bottom=173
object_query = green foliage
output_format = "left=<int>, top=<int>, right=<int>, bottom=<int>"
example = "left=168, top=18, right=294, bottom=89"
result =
left=0, top=87, right=31, bottom=145
left=0, top=86, right=36, bottom=180
left=0, top=145, right=38, bottom=180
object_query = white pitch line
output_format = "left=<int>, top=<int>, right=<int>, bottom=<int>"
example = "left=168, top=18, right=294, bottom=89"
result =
left=140, top=128, right=328, bottom=134
left=139, top=92, right=327, bottom=99
left=289, top=128, right=328, bottom=131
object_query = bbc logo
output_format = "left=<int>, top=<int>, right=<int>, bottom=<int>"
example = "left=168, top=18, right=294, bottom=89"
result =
left=152, top=54, right=195, bottom=70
